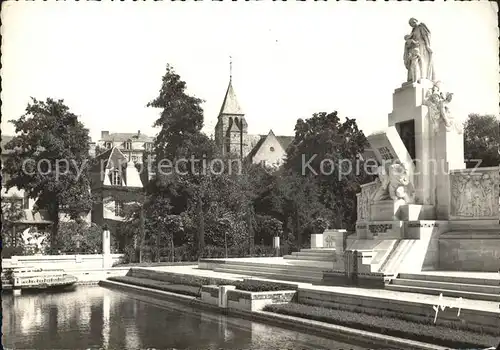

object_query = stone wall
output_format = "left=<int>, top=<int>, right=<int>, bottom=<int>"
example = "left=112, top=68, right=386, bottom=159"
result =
left=200, top=285, right=297, bottom=311
left=227, top=289, right=297, bottom=311
left=3, top=254, right=123, bottom=270
left=438, top=238, right=500, bottom=271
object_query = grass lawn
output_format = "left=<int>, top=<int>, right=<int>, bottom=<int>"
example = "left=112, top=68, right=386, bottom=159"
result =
left=264, top=303, right=498, bottom=349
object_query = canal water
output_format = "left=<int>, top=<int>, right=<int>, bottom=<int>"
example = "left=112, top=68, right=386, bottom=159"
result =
left=2, top=286, right=383, bottom=349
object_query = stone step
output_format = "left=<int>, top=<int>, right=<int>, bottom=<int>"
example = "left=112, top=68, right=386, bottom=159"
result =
left=385, top=284, right=500, bottom=302
left=213, top=267, right=321, bottom=284
left=397, top=273, right=500, bottom=286
left=283, top=254, right=337, bottom=261
left=206, top=259, right=334, bottom=269
left=213, top=263, right=325, bottom=276
left=391, top=278, right=500, bottom=295
left=291, top=250, right=338, bottom=256
left=439, top=230, right=500, bottom=239
left=299, top=248, right=337, bottom=252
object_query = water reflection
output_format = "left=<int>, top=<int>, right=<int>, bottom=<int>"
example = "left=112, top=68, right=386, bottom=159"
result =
left=2, top=286, right=382, bottom=350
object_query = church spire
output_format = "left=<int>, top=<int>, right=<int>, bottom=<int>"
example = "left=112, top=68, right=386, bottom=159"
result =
left=219, top=57, right=244, bottom=116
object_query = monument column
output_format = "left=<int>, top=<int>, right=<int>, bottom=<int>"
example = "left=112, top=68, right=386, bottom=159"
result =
left=427, top=83, right=465, bottom=219
left=388, top=80, right=435, bottom=206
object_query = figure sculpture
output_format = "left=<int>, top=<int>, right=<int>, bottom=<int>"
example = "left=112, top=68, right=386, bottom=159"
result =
left=371, top=162, right=415, bottom=204
left=425, top=81, right=463, bottom=133
left=404, top=18, right=435, bottom=82
left=404, top=35, right=421, bottom=83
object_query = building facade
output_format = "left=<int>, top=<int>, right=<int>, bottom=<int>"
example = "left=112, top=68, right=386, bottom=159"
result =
left=96, top=130, right=154, bottom=164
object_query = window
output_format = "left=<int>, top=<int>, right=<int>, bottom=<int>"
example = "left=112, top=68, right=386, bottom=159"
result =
left=105, top=142, right=112, bottom=149
left=378, top=147, right=394, bottom=161
left=145, top=143, right=153, bottom=152
left=110, top=169, right=122, bottom=186
left=125, top=141, right=132, bottom=150
left=269, top=146, right=275, bottom=152
left=115, top=201, right=124, bottom=216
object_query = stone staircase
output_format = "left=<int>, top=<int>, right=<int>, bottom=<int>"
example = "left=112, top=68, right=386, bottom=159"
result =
left=283, top=248, right=339, bottom=261
left=386, top=273, right=500, bottom=302
left=378, top=239, right=418, bottom=276
left=209, top=259, right=329, bottom=284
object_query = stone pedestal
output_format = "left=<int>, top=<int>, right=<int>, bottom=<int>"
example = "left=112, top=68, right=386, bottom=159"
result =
left=218, top=285, right=236, bottom=308
left=370, top=200, right=404, bottom=221
left=102, top=229, right=111, bottom=268
left=398, top=204, right=435, bottom=220
left=310, top=234, right=323, bottom=248
left=323, top=229, right=347, bottom=252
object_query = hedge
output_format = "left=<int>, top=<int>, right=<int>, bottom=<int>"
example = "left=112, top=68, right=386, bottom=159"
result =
left=113, top=272, right=297, bottom=293
left=264, top=303, right=498, bottom=349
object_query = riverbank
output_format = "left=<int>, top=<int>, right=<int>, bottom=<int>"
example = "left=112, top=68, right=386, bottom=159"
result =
left=100, top=279, right=449, bottom=350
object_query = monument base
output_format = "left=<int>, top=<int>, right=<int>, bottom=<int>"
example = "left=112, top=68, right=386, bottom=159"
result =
left=356, top=219, right=445, bottom=240
left=370, top=200, right=435, bottom=221
left=437, top=220, right=500, bottom=272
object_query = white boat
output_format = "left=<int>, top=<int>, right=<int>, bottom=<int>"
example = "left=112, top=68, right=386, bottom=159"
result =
left=1, top=267, right=78, bottom=291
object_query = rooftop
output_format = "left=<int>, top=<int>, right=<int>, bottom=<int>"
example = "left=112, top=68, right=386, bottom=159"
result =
left=100, top=131, right=154, bottom=143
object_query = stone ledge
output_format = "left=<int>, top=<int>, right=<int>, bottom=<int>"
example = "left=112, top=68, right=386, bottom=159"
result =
left=100, top=279, right=447, bottom=350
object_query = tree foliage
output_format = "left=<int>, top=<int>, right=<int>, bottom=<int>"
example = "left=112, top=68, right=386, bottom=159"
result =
left=464, top=114, right=500, bottom=168
left=1, top=199, right=26, bottom=253
left=280, top=112, right=371, bottom=241
left=57, top=222, right=103, bottom=254
left=3, top=98, right=93, bottom=252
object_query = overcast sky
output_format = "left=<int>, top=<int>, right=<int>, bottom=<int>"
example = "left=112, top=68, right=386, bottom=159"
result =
left=1, top=1, right=498, bottom=142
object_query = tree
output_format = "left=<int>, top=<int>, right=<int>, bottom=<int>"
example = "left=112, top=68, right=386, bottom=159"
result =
left=147, top=64, right=216, bottom=257
left=464, top=114, right=500, bottom=168
left=3, top=98, right=93, bottom=252
left=283, top=112, right=371, bottom=238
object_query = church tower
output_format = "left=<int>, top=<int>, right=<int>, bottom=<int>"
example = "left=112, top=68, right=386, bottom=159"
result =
left=214, top=58, right=248, bottom=158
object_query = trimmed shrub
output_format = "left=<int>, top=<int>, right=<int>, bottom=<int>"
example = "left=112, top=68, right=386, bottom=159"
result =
left=233, top=279, right=298, bottom=292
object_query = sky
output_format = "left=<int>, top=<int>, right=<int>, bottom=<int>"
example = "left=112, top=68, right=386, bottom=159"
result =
left=1, top=1, right=499, bottom=143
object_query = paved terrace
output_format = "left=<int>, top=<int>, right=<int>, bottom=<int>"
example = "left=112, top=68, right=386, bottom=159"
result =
left=140, top=264, right=500, bottom=314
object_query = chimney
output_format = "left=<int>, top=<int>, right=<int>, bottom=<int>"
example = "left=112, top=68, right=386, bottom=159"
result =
left=137, top=130, right=141, bottom=136
left=101, top=131, right=109, bottom=139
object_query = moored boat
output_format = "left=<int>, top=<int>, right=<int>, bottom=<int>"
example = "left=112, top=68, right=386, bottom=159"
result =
left=1, top=267, right=78, bottom=292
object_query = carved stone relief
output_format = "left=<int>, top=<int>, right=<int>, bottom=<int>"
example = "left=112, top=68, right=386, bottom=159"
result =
left=450, top=170, right=499, bottom=218
left=357, top=182, right=379, bottom=221
left=424, top=81, right=463, bottom=134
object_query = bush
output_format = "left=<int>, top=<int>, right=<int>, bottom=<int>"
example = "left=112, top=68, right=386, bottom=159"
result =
left=1, top=246, right=24, bottom=259
left=255, top=215, right=283, bottom=245
left=264, top=303, right=498, bottom=349
left=311, top=217, right=328, bottom=234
